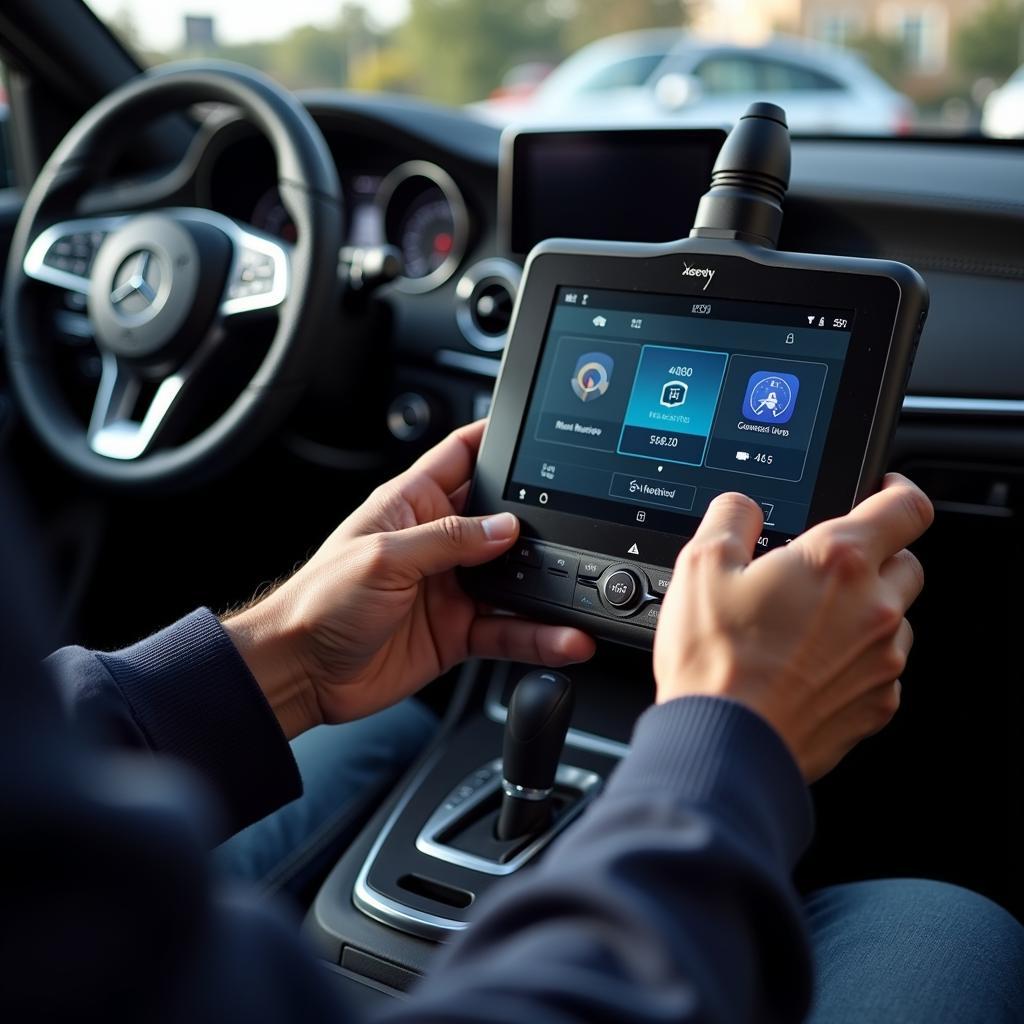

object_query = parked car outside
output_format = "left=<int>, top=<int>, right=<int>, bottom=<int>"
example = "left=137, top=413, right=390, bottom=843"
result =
left=476, top=30, right=915, bottom=134
left=982, top=64, right=1024, bottom=138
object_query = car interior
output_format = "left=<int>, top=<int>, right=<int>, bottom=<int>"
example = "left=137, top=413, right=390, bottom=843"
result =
left=1, top=1, right=1021, bottom=1013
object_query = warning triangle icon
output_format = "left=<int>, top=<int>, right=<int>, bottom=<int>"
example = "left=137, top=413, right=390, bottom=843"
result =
left=627, top=542, right=640, bottom=555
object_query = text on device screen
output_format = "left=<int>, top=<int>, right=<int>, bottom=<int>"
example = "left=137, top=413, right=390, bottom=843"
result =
left=506, top=288, right=855, bottom=538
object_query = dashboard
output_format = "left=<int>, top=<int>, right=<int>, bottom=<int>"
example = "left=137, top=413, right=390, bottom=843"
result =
left=57, top=92, right=1024, bottom=476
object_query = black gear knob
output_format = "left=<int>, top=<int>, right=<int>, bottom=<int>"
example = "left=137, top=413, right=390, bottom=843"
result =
left=496, top=669, right=574, bottom=841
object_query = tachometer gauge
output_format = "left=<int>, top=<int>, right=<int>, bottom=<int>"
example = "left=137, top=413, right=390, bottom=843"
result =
left=378, top=161, right=469, bottom=293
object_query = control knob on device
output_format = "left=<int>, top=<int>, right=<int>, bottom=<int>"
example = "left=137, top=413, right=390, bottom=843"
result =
left=600, top=568, right=641, bottom=610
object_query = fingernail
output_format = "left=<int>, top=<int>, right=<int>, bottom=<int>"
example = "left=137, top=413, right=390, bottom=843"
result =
left=481, top=512, right=517, bottom=541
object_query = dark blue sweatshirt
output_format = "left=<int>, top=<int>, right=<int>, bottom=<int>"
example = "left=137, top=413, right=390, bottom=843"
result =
left=2, top=547, right=813, bottom=1022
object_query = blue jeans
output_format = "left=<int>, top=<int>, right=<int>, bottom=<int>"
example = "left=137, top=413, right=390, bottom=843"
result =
left=805, top=878, right=1024, bottom=1022
left=214, top=699, right=437, bottom=893
left=217, top=708, right=1024, bottom=1020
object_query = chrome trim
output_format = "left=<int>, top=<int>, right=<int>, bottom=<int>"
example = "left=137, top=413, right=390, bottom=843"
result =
left=484, top=668, right=630, bottom=760
left=23, top=215, right=127, bottom=294
left=24, top=210, right=289, bottom=316
left=436, top=349, right=501, bottom=378
left=377, top=160, right=469, bottom=294
left=455, top=258, right=522, bottom=353
left=352, top=748, right=471, bottom=941
left=415, top=759, right=602, bottom=877
left=89, top=351, right=189, bottom=460
left=901, top=395, right=1024, bottom=417
left=502, top=779, right=551, bottom=802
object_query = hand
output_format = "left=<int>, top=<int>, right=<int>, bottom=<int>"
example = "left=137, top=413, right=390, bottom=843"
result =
left=653, top=475, right=933, bottom=781
left=225, top=421, right=595, bottom=738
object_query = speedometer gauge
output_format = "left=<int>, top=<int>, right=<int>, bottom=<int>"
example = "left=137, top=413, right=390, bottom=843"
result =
left=378, top=161, right=469, bottom=293
left=400, top=193, right=457, bottom=279
left=250, top=187, right=297, bottom=243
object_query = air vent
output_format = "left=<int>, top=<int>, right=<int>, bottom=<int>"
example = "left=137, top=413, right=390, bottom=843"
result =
left=455, top=258, right=522, bottom=352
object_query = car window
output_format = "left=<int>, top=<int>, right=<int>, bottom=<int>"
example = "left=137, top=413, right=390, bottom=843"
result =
left=757, top=58, right=845, bottom=92
left=575, top=53, right=667, bottom=94
left=695, top=55, right=844, bottom=94
left=83, top=1, right=1024, bottom=138
left=693, top=56, right=760, bottom=94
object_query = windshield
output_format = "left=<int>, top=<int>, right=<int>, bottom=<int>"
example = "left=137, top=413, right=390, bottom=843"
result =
left=86, top=0, right=1024, bottom=137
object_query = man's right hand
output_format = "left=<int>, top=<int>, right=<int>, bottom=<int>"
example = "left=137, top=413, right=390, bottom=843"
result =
left=654, top=474, right=934, bottom=781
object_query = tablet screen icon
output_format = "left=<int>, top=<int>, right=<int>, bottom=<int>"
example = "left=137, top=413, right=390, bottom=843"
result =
left=743, top=371, right=800, bottom=425
left=570, top=351, right=614, bottom=403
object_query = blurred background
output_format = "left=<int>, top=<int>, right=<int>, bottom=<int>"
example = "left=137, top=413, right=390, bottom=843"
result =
left=39, top=1, right=1024, bottom=137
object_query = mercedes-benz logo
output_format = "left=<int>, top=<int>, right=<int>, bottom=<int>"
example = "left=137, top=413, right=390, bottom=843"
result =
left=110, top=249, right=163, bottom=320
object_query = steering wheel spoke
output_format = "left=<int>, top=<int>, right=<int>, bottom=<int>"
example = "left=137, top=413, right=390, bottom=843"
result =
left=88, top=352, right=193, bottom=460
left=24, top=216, right=126, bottom=294
left=219, top=223, right=291, bottom=319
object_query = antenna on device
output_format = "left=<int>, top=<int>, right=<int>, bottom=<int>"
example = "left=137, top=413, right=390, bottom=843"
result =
left=690, top=102, right=791, bottom=250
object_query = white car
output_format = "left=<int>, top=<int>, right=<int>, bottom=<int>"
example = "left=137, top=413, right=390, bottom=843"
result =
left=483, top=30, right=915, bottom=135
left=982, top=66, right=1024, bottom=138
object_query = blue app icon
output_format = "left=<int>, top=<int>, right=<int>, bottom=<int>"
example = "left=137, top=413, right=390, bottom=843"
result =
left=570, top=351, right=614, bottom=403
left=743, top=370, right=800, bottom=425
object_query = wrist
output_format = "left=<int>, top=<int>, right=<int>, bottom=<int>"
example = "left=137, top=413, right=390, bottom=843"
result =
left=222, top=595, right=323, bottom=740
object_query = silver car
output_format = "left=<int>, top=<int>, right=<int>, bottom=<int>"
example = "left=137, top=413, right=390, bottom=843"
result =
left=982, top=65, right=1024, bottom=138
left=489, top=30, right=915, bottom=134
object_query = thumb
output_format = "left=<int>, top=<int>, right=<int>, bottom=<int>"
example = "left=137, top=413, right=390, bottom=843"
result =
left=387, top=511, right=520, bottom=579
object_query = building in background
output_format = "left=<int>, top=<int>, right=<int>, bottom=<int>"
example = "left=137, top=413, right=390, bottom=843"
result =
left=691, top=0, right=990, bottom=97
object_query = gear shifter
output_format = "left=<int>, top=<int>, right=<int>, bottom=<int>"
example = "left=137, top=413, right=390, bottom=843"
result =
left=496, top=669, right=574, bottom=841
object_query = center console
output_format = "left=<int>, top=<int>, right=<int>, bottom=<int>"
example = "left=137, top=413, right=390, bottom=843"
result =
left=306, top=650, right=651, bottom=993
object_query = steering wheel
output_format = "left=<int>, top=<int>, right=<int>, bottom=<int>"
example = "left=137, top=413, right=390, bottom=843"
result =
left=4, top=62, right=343, bottom=490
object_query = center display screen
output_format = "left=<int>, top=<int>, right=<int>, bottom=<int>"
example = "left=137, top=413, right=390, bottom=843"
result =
left=506, top=287, right=855, bottom=538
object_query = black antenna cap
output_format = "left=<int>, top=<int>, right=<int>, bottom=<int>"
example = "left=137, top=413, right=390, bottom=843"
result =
left=690, top=102, right=791, bottom=249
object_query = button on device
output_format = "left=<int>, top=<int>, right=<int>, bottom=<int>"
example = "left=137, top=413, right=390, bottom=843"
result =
left=535, top=569, right=574, bottom=607
left=506, top=564, right=540, bottom=596
left=543, top=550, right=579, bottom=578
left=572, top=583, right=602, bottom=615
left=577, top=556, right=610, bottom=580
left=511, top=541, right=543, bottom=567
left=601, top=569, right=640, bottom=609
left=636, top=603, right=661, bottom=629
left=646, top=569, right=672, bottom=596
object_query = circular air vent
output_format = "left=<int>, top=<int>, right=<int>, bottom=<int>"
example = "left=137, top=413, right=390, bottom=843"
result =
left=455, top=258, right=522, bottom=353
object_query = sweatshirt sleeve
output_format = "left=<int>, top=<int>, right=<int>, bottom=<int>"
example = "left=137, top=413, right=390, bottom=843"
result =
left=46, top=608, right=302, bottom=838
left=387, top=696, right=814, bottom=1024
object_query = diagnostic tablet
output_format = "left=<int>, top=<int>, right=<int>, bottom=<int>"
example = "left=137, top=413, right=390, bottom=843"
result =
left=462, top=106, right=927, bottom=648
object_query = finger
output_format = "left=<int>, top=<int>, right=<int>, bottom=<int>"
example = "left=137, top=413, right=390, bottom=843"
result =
left=402, top=420, right=487, bottom=496
left=448, top=480, right=471, bottom=515
left=854, top=679, right=903, bottom=740
left=385, top=511, right=519, bottom=578
left=820, top=617, right=913, bottom=715
left=880, top=548, right=925, bottom=610
left=831, top=474, right=934, bottom=565
left=468, top=616, right=596, bottom=666
left=682, top=492, right=764, bottom=570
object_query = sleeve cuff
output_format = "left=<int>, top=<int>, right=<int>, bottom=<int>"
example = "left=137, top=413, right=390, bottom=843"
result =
left=606, top=696, right=813, bottom=869
left=97, top=608, right=302, bottom=837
